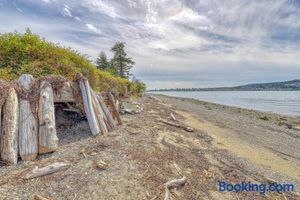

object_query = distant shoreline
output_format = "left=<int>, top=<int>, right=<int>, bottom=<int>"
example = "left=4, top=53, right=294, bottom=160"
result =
left=148, top=89, right=300, bottom=92
left=148, top=79, right=300, bottom=92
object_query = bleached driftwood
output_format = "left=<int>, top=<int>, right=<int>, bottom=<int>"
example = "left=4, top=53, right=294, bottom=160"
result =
left=18, top=74, right=38, bottom=161
left=38, top=81, right=58, bottom=154
left=90, top=90, right=108, bottom=134
left=53, top=81, right=75, bottom=103
left=79, top=79, right=100, bottom=135
left=97, top=94, right=117, bottom=130
left=159, top=119, right=194, bottom=132
left=0, top=88, right=19, bottom=165
left=107, top=92, right=122, bottom=125
left=164, top=177, right=187, bottom=200
left=25, top=162, right=70, bottom=179
left=34, top=195, right=50, bottom=200
left=170, top=113, right=177, bottom=121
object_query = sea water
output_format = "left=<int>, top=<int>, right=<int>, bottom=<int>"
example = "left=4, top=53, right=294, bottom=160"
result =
left=150, top=91, right=300, bottom=116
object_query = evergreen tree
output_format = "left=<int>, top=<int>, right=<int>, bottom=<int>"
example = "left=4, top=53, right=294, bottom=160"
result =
left=111, top=42, right=134, bottom=79
left=96, top=51, right=110, bottom=71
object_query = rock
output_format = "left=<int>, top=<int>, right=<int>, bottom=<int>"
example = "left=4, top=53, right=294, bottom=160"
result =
left=259, top=115, right=268, bottom=120
left=278, top=121, right=293, bottom=129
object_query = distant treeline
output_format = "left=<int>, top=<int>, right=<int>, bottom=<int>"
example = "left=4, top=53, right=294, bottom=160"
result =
left=149, top=79, right=300, bottom=92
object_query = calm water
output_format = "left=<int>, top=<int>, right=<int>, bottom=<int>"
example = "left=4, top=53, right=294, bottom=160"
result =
left=150, top=91, right=300, bottom=116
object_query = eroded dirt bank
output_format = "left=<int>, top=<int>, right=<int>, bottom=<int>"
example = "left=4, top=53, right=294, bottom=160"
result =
left=0, top=95, right=299, bottom=200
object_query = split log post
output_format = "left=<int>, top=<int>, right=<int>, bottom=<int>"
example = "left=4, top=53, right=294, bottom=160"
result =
left=0, top=88, right=19, bottom=165
left=79, top=79, right=100, bottom=135
left=107, top=92, right=122, bottom=125
left=18, top=74, right=38, bottom=161
left=96, top=94, right=117, bottom=129
left=90, top=90, right=109, bottom=134
left=38, top=81, right=59, bottom=154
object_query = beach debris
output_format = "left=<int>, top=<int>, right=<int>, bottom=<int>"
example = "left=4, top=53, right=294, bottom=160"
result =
left=93, top=160, right=109, bottom=170
left=259, top=115, right=268, bottom=120
left=278, top=121, right=293, bottom=129
left=121, top=105, right=143, bottom=115
left=170, top=113, right=177, bottom=121
left=159, top=119, right=194, bottom=132
left=107, top=92, right=123, bottom=125
left=203, top=169, right=213, bottom=178
left=80, top=149, right=87, bottom=158
left=25, top=162, right=70, bottom=179
left=34, top=194, right=51, bottom=200
left=164, top=177, right=187, bottom=200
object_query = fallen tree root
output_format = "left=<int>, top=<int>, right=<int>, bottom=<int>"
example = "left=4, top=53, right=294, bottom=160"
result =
left=25, top=162, right=70, bottom=179
left=164, top=177, right=187, bottom=200
left=159, top=119, right=194, bottom=132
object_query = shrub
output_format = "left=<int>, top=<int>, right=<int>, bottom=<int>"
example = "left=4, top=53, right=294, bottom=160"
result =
left=0, top=30, right=145, bottom=96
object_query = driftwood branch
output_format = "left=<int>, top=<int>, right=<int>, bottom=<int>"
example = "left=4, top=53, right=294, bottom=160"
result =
left=164, top=177, right=187, bottom=200
left=159, top=119, right=194, bottom=132
left=25, top=162, right=70, bottom=179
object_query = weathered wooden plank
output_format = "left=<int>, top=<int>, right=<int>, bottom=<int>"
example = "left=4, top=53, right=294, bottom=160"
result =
left=96, top=94, right=117, bottom=129
left=1, top=88, right=19, bottom=165
left=90, top=90, right=109, bottom=134
left=53, top=81, right=75, bottom=103
left=79, top=79, right=100, bottom=135
left=107, top=92, right=122, bottom=125
left=38, top=81, right=58, bottom=154
left=18, top=74, right=38, bottom=161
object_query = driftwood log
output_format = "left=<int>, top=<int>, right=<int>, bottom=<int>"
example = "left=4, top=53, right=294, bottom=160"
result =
left=79, top=79, right=100, bottom=135
left=97, top=94, right=117, bottom=130
left=25, top=162, right=70, bottom=179
left=38, top=81, right=58, bottom=154
left=0, top=88, right=19, bottom=165
left=107, top=92, right=122, bottom=125
left=90, top=90, right=108, bottom=134
left=18, top=74, right=38, bottom=161
left=164, top=177, right=187, bottom=200
left=159, top=119, right=194, bottom=132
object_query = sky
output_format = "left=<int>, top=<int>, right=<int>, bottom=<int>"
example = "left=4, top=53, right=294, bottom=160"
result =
left=0, top=0, right=300, bottom=89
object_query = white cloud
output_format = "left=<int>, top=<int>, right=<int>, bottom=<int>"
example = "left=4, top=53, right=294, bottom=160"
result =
left=86, top=23, right=101, bottom=34
left=62, top=5, right=72, bottom=17
left=1, top=0, right=300, bottom=88
left=75, top=16, right=81, bottom=21
left=81, top=0, right=118, bottom=18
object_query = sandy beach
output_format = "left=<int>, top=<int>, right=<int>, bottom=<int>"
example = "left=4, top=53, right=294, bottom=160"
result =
left=0, top=94, right=299, bottom=199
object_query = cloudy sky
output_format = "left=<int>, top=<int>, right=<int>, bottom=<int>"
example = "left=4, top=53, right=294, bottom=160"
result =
left=0, top=0, right=300, bottom=89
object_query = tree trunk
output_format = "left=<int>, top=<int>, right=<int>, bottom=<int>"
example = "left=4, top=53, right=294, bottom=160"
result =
left=38, top=81, right=58, bottom=154
left=1, top=88, right=19, bottom=165
left=18, top=74, right=38, bottom=161
left=79, top=79, right=100, bottom=135
left=107, top=92, right=122, bottom=125
left=90, top=90, right=109, bottom=134
left=97, top=94, right=117, bottom=129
